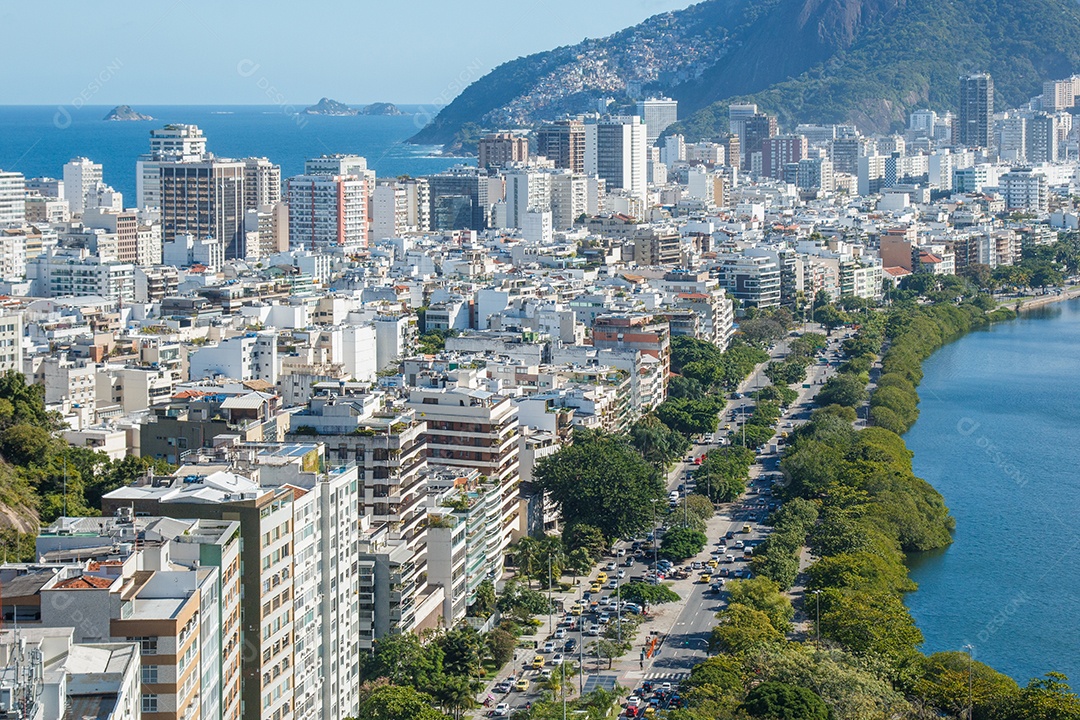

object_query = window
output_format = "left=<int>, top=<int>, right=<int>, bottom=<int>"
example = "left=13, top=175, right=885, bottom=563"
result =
left=141, top=665, right=159, bottom=684
left=142, top=694, right=159, bottom=713
left=134, top=637, right=158, bottom=655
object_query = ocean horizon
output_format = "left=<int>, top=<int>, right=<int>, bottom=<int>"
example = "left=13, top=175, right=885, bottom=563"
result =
left=0, top=104, right=470, bottom=204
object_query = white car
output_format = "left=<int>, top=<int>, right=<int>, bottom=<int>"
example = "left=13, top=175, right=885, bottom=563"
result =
left=627, top=695, right=642, bottom=706
left=553, top=628, right=566, bottom=639
left=493, top=703, right=510, bottom=717
left=616, top=569, right=626, bottom=579
left=605, top=561, right=618, bottom=571
left=587, top=625, right=601, bottom=636
left=543, top=641, right=555, bottom=653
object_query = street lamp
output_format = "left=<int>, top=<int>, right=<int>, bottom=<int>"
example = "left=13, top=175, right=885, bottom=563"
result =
left=812, top=590, right=821, bottom=647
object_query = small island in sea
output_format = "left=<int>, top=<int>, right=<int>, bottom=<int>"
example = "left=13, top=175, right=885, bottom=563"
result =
left=360, top=102, right=404, bottom=116
left=302, top=98, right=359, bottom=116
left=103, top=105, right=154, bottom=121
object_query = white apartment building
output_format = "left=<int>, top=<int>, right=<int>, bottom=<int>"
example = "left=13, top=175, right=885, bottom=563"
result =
left=26, top=247, right=135, bottom=301
left=371, top=182, right=408, bottom=241
left=0, top=170, right=26, bottom=224
left=188, top=331, right=279, bottom=384
left=0, top=310, right=24, bottom=374
left=0, top=229, right=27, bottom=281
left=1001, top=168, right=1049, bottom=213
left=550, top=171, right=588, bottom=230
left=585, top=116, right=648, bottom=208
left=62, top=157, right=103, bottom=215
left=137, top=124, right=209, bottom=208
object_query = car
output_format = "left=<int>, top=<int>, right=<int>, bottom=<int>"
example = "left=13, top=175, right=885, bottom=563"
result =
left=607, top=579, right=619, bottom=589
left=550, top=653, right=564, bottom=665
left=514, top=678, right=530, bottom=692
left=699, top=574, right=711, bottom=584
left=735, top=540, right=745, bottom=549
left=494, top=681, right=513, bottom=693
left=596, top=572, right=608, bottom=584
left=622, top=602, right=642, bottom=614
left=661, top=683, right=673, bottom=692
left=589, top=583, right=602, bottom=594
left=493, top=702, right=510, bottom=716
left=707, top=559, right=719, bottom=569
left=627, top=695, right=642, bottom=706
left=616, top=548, right=627, bottom=557
left=718, top=567, right=729, bottom=577
left=725, top=554, right=735, bottom=564
left=725, top=531, right=735, bottom=539
left=587, top=625, right=601, bottom=636
left=691, top=561, right=702, bottom=569
left=742, top=524, right=752, bottom=533
left=570, top=604, right=583, bottom=616
left=598, top=612, right=612, bottom=624
left=606, top=561, right=618, bottom=571
left=543, top=641, right=555, bottom=653
left=564, top=638, right=577, bottom=652
left=553, top=628, right=566, bottom=639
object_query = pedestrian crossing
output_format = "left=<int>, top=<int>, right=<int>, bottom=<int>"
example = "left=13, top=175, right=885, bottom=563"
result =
left=640, top=671, right=688, bottom=681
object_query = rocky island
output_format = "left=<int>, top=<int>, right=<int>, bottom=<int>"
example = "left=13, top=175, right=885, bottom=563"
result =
left=302, top=98, right=359, bottom=116
left=103, top=105, right=154, bottom=121
left=360, top=102, right=404, bottom=116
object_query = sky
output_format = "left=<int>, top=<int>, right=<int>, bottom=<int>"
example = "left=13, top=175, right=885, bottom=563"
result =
left=0, top=0, right=693, bottom=106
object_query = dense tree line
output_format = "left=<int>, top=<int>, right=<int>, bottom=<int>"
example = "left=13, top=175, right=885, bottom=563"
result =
left=674, top=295, right=1080, bottom=720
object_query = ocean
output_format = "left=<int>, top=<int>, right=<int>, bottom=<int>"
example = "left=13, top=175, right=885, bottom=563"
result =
left=0, top=105, right=470, bottom=202
left=904, top=298, right=1080, bottom=684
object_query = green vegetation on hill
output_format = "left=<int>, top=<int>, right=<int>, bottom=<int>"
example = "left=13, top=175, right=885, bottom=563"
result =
left=0, top=371, right=174, bottom=560
left=413, top=0, right=1080, bottom=146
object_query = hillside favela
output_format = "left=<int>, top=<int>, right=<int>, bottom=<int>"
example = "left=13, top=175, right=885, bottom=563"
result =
left=2, top=0, right=1080, bottom=718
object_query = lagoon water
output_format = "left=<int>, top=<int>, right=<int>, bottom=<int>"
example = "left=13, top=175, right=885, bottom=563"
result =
left=0, top=104, right=467, bottom=202
left=904, top=298, right=1080, bottom=684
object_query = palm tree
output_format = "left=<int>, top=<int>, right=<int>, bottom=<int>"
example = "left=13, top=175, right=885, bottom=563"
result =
left=512, top=536, right=539, bottom=587
left=431, top=675, right=477, bottom=720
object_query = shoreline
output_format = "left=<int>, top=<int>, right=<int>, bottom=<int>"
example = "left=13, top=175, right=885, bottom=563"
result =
left=999, top=285, right=1080, bottom=313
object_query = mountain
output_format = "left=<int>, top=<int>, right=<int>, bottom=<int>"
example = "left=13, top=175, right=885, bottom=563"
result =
left=409, top=0, right=1080, bottom=144
left=103, top=104, right=153, bottom=121
left=302, top=97, right=359, bottom=116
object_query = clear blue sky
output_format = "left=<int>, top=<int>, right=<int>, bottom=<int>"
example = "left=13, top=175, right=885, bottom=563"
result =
left=0, top=0, right=693, bottom=105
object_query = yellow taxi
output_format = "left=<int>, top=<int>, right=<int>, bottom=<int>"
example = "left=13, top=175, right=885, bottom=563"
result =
left=742, top=524, right=752, bottom=534
left=532, top=654, right=545, bottom=669
left=570, top=604, right=583, bottom=616
left=644, top=707, right=656, bottom=717
left=589, top=582, right=602, bottom=594
left=707, top=559, right=719, bottom=569
left=596, top=572, right=608, bottom=584
left=514, top=678, right=530, bottom=692
left=699, top=574, right=711, bottom=584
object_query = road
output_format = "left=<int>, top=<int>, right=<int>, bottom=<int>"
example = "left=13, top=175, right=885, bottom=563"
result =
left=475, top=326, right=855, bottom=717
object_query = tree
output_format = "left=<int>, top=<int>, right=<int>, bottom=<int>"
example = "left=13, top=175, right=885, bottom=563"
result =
left=430, top=675, right=478, bottom=720
left=534, top=431, right=666, bottom=541
left=567, top=547, right=594, bottom=581
left=364, top=633, right=444, bottom=686
left=679, top=494, right=716, bottom=523
left=437, top=625, right=483, bottom=677
left=630, top=413, right=690, bottom=467
left=564, top=523, right=607, bottom=560
left=485, top=628, right=517, bottom=670
left=353, top=685, right=449, bottom=720
left=510, top=536, right=540, bottom=586
left=709, top=604, right=783, bottom=654
left=742, top=681, right=830, bottom=720
left=497, top=579, right=551, bottom=622
left=816, top=304, right=850, bottom=332
left=590, top=638, right=631, bottom=669
left=694, top=446, right=754, bottom=503
left=660, top=527, right=707, bottom=561
left=467, top=579, right=496, bottom=619
left=986, top=673, right=1080, bottom=720
left=619, top=582, right=680, bottom=609
left=914, top=651, right=1019, bottom=718
left=815, top=374, right=868, bottom=408
left=0, top=424, right=54, bottom=468
left=682, top=655, right=744, bottom=696
left=726, top=577, right=795, bottom=633
left=817, top=589, right=923, bottom=665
